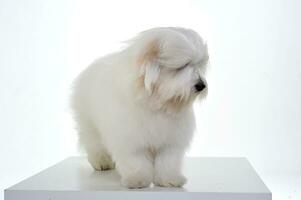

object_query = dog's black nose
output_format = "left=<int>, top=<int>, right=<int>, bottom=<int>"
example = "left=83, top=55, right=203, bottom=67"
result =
left=194, top=80, right=206, bottom=92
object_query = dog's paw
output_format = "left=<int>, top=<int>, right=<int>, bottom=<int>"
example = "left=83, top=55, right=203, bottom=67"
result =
left=92, top=161, right=115, bottom=171
left=153, top=174, right=187, bottom=187
left=88, top=156, right=115, bottom=171
left=121, top=174, right=152, bottom=189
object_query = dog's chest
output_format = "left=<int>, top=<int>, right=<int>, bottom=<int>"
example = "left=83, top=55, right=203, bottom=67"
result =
left=138, top=112, right=195, bottom=148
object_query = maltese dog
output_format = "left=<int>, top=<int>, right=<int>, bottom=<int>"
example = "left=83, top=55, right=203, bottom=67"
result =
left=71, top=27, right=208, bottom=188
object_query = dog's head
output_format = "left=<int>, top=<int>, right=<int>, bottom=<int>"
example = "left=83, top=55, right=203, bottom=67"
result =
left=129, top=27, right=208, bottom=115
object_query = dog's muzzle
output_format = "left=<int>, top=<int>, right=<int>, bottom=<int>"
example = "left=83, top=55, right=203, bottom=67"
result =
left=194, top=80, right=206, bottom=92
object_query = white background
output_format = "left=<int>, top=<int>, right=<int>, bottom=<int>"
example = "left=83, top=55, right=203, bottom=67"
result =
left=0, top=0, right=300, bottom=199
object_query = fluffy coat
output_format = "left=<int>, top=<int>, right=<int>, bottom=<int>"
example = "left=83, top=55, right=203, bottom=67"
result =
left=71, top=27, right=208, bottom=188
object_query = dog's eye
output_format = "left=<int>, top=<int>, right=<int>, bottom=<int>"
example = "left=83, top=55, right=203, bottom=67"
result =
left=177, top=61, right=190, bottom=71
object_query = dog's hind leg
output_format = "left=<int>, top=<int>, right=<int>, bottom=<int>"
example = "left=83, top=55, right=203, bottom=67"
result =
left=76, top=117, right=115, bottom=171
left=87, top=145, right=115, bottom=171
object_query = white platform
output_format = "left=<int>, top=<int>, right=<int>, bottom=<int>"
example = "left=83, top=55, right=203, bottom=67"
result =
left=5, top=157, right=272, bottom=200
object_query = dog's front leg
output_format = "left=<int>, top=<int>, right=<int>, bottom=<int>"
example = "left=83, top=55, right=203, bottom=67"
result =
left=115, top=151, right=153, bottom=188
left=153, top=146, right=187, bottom=187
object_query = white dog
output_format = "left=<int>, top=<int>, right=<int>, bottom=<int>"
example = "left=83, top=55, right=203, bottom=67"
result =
left=71, top=27, right=208, bottom=188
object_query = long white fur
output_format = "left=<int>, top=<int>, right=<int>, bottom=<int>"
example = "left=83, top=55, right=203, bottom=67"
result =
left=71, top=27, right=208, bottom=188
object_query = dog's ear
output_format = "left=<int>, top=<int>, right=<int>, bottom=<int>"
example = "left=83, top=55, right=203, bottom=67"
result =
left=138, top=40, right=161, bottom=94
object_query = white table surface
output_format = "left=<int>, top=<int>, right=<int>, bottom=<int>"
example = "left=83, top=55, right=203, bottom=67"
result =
left=5, top=157, right=272, bottom=200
